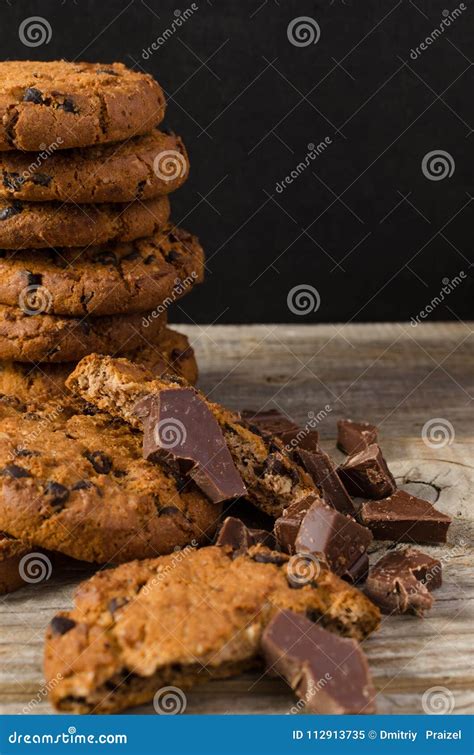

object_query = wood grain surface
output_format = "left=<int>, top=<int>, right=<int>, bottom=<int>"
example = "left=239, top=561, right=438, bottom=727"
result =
left=0, top=323, right=472, bottom=715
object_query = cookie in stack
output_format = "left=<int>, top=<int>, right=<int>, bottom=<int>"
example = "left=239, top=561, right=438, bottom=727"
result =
left=0, top=60, right=204, bottom=402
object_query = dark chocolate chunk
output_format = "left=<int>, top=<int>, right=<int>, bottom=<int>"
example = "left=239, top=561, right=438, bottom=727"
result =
left=31, top=173, right=52, bottom=186
left=215, top=516, right=275, bottom=556
left=25, top=271, right=43, bottom=288
left=84, top=450, right=113, bottom=475
left=337, top=418, right=378, bottom=455
left=157, top=505, right=181, bottom=517
left=58, top=98, right=77, bottom=113
left=338, top=444, right=396, bottom=499
left=274, top=495, right=319, bottom=554
left=250, top=549, right=288, bottom=565
left=341, top=552, right=369, bottom=585
left=297, top=448, right=355, bottom=514
left=44, top=481, right=70, bottom=509
left=294, top=500, right=372, bottom=577
left=1, top=464, right=31, bottom=478
left=23, top=87, right=44, bottom=104
left=359, top=490, right=451, bottom=544
left=365, top=548, right=442, bottom=615
left=262, top=609, right=376, bottom=714
left=50, top=616, right=76, bottom=636
left=72, top=479, right=93, bottom=491
left=135, top=388, right=246, bottom=504
left=241, top=408, right=319, bottom=453
left=0, top=202, right=23, bottom=221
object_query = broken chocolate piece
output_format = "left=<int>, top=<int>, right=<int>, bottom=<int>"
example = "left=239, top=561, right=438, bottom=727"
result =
left=341, top=552, right=369, bottom=585
left=365, top=548, right=442, bottom=615
left=274, top=495, right=319, bottom=554
left=337, top=418, right=378, bottom=455
left=50, top=616, right=76, bottom=636
left=135, top=388, right=246, bottom=504
left=338, top=444, right=396, bottom=499
left=295, top=500, right=373, bottom=577
left=262, top=609, right=376, bottom=714
left=241, top=408, right=319, bottom=453
left=297, top=448, right=355, bottom=514
left=359, top=490, right=451, bottom=544
left=215, top=516, right=274, bottom=555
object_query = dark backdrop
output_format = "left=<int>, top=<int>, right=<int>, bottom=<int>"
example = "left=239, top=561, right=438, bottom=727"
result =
left=2, top=0, right=473, bottom=324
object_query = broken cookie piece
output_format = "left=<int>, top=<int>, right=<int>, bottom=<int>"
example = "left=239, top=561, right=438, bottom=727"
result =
left=66, top=355, right=318, bottom=517
left=365, top=548, right=442, bottom=615
left=338, top=443, right=396, bottom=499
left=359, top=490, right=451, bottom=544
left=134, top=387, right=246, bottom=504
left=337, top=419, right=378, bottom=455
left=262, top=609, right=376, bottom=714
left=44, top=544, right=380, bottom=713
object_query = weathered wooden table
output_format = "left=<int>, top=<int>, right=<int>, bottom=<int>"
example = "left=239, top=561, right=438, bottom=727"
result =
left=0, top=323, right=472, bottom=715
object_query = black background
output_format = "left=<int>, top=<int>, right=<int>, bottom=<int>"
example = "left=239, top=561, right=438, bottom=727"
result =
left=2, top=0, right=473, bottom=324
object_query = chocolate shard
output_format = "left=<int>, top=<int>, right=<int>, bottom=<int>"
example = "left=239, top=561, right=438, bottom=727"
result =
left=341, top=552, right=369, bottom=585
left=337, top=418, right=378, bottom=455
left=365, top=548, right=442, bottom=615
left=296, top=448, right=356, bottom=514
left=359, top=489, right=451, bottom=544
left=262, top=609, right=376, bottom=714
left=241, top=408, right=319, bottom=454
left=338, top=443, right=396, bottom=499
left=294, top=499, right=373, bottom=577
left=135, top=388, right=247, bottom=504
left=274, top=495, right=317, bottom=554
left=215, top=516, right=275, bottom=555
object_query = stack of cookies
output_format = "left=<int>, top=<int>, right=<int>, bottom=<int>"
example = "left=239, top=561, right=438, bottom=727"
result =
left=0, top=60, right=204, bottom=402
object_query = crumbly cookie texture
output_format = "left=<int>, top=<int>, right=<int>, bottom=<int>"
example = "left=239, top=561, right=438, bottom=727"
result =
left=0, top=531, right=32, bottom=594
left=0, top=61, right=166, bottom=152
left=0, top=130, right=188, bottom=203
left=44, top=544, right=380, bottom=713
left=66, top=355, right=319, bottom=517
left=0, top=225, right=204, bottom=316
left=0, top=327, right=198, bottom=403
left=0, top=195, right=170, bottom=249
left=0, top=303, right=166, bottom=363
left=0, top=396, right=220, bottom=564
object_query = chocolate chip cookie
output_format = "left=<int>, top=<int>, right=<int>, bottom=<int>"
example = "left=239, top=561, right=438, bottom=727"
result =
left=0, top=195, right=170, bottom=249
left=0, top=303, right=166, bottom=362
left=0, top=397, right=220, bottom=564
left=0, top=130, right=189, bottom=204
left=66, top=355, right=319, bottom=517
left=44, top=544, right=380, bottom=713
left=0, top=61, right=166, bottom=152
left=0, top=531, right=33, bottom=594
left=0, top=326, right=198, bottom=403
left=0, top=225, right=203, bottom=316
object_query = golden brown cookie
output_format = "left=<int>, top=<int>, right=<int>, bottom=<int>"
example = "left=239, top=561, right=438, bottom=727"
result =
left=44, top=544, right=380, bottom=713
left=0, top=61, right=166, bottom=151
left=0, top=195, right=170, bottom=249
left=0, top=130, right=189, bottom=203
left=0, top=531, right=33, bottom=594
left=0, top=225, right=203, bottom=316
left=0, top=303, right=166, bottom=362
